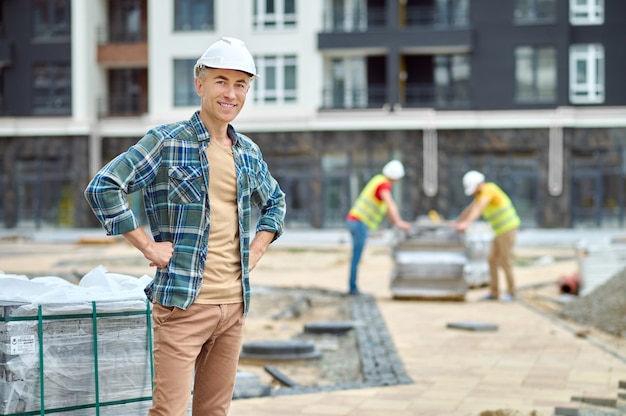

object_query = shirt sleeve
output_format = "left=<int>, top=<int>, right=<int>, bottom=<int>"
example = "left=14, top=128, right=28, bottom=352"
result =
left=374, top=181, right=392, bottom=201
left=476, top=183, right=498, bottom=205
left=84, top=133, right=163, bottom=235
left=250, top=152, right=286, bottom=241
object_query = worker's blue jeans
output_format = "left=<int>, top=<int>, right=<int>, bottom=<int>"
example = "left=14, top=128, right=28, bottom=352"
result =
left=347, top=219, right=369, bottom=293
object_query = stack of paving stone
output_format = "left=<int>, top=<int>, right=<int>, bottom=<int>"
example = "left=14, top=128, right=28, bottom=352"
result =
left=463, top=222, right=491, bottom=288
left=554, top=379, right=626, bottom=415
left=0, top=299, right=153, bottom=415
left=390, top=222, right=468, bottom=301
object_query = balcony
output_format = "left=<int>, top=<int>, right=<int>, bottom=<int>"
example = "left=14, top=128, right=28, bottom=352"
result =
left=97, top=8, right=148, bottom=67
left=405, top=4, right=469, bottom=29
left=404, top=84, right=470, bottom=109
left=322, top=6, right=386, bottom=33
left=98, top=92, right=147, bottom=117
left=320, top=86, right=387, bottom=110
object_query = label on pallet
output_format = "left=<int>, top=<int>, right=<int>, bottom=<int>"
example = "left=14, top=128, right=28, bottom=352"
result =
left=9, top=334, right=36, bottom=354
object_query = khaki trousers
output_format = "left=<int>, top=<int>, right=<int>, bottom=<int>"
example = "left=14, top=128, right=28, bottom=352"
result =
left=149, top=302, right=245, bottom=416
left=488, top=227, right=518, bottom=298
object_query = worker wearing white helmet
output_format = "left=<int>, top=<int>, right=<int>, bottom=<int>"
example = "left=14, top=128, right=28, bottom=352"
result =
left=455, top=170, right=520, bottom=302
left=345, top=160, right=412, bottom=295
left=85, top=37, right=285, bottom=415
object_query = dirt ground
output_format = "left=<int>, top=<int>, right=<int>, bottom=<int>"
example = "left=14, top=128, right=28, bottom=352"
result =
left=1, top=234, right=625, bottom=398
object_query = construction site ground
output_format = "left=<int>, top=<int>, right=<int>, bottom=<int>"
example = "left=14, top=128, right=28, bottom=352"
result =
left=1, top=227, right=625, bottom=415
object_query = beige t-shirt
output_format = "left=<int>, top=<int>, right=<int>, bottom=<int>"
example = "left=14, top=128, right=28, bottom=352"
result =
left=195, top=142, right=243, bottom=304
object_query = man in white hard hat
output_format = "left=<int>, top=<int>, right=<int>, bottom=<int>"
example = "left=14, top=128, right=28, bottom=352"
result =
left=85, top=37, right=286, bottom=415
left=345, top=160, right=412, bottom=295
left=455, top=170, right=520, bottom=302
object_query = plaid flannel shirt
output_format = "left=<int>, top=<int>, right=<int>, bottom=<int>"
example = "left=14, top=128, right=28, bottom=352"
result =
left=84, top=111, right=286, bottom=313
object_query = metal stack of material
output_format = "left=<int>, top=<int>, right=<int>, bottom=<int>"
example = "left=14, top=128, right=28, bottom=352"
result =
left=391, top=223, right=468, bottom=301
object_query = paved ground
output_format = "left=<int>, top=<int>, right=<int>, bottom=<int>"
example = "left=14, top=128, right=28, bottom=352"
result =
left=1, top=226, right=625, bottom=415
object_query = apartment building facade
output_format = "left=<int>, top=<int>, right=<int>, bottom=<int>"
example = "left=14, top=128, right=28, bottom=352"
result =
left=0, top=0, right=625, bottom=230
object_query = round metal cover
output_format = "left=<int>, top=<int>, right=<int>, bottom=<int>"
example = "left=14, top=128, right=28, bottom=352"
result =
left=240, top=340, right=323, bottom=360
left=303, top=321, right=355, bottom=335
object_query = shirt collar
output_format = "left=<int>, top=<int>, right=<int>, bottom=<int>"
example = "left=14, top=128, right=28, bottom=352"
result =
left=191, top=110, right=239, bottom=146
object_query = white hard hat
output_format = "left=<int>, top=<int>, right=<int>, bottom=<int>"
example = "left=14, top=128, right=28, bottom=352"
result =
left=194, top=37, right=258, bottom=78
left=462, top=170, right=485, bottom=196
left=382, top=160, right=405, bottom=180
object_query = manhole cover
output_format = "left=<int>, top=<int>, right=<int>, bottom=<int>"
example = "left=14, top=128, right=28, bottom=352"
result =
left=303, top=321, right=355, bottom=335
left=240, top=340, right=323, bottom=360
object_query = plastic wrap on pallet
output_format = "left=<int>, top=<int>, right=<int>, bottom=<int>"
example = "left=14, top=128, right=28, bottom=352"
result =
left=0, top=267, right=154, bottom=416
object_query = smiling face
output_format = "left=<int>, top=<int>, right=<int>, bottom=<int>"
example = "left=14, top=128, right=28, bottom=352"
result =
left=194, top=67, right=252, bottom=126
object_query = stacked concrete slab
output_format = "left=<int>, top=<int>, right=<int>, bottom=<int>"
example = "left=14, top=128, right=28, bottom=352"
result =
left=463, top=223, right=492, bottom=289
left=0, top=299, right=153, bottom=415
left=390, top=223, right=468, bottom=301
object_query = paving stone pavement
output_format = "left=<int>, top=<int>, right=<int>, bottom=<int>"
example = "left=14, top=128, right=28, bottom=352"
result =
left=227, top=228, right=626, bottom=416
left=1, top=227, right=625, bottom=415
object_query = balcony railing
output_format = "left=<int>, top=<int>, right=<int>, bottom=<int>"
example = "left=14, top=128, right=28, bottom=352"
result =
left=321, top=86, right=387, bottom=109
left=98, top=93, right=147, bottom=117
left=404, top=84, right=470, bottom=109
left=98, top=24, right=147, bottom=44
left=405, top=5, right=469, bottom=28
left=322, top=7, right=385, bottom=33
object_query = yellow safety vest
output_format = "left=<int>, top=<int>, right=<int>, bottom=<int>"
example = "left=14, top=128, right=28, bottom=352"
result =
left=479, top=182, right=521, bottom=236
left=348, top=174, right=389, bottom=230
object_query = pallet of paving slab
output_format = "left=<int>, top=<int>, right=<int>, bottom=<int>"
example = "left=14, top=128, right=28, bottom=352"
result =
left=0, top=300, right=153, bottom=416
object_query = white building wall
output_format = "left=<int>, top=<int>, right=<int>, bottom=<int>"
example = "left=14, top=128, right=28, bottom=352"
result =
left=145, top=0, right=324, bottom=130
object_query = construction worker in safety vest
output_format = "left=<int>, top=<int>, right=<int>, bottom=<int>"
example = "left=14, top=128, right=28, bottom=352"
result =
left=454, top=170, right=521, bottom=302
left=345, top=160, right=412, bottom=295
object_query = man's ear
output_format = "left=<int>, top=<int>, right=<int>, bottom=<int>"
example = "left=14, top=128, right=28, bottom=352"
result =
left=194, top=77, right=203, bottom=97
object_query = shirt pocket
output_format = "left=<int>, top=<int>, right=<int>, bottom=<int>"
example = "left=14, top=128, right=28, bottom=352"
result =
left=168, top=166, right=204, bottom=204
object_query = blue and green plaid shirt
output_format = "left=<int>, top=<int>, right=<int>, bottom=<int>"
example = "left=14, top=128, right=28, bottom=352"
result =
left=84, top=111, right=286, bottom=313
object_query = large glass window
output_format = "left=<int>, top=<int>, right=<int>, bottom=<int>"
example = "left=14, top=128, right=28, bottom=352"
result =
left=434, top=54, right=470, bottom=107
left=253, top=0, right=296, bottom=30
left=253, top=55, right=297, bottom=105
left=514, top=0, right=556, bottom=23
left=107, top=0, right=143, bottom=43
left=569, top=44, right=604, bottom=104
left=173, top=59, right=198, bottom=107
left=33, top=63, right=71, bottom=115
left=324, top=57, right=367, bottom=109
left=174, top=0, right=214, bottom=31
left=33, top=0, right=70, bottom=39
left=570, top=0, right=604, bottom=25
left=515, top=46, right=556, bottom=103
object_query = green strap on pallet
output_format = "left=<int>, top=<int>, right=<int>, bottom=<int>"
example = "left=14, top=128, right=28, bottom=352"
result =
left=37, top=306, right=44, bottom=416
left=91, top=301, right=101, bottom=416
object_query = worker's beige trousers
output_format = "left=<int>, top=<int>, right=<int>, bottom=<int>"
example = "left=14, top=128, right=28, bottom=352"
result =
left=149, top=302, right=245, bottom=416
left=488, top=227, right=518, bottom=298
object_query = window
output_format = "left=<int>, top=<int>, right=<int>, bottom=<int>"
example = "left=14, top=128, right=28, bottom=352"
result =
left=515, top=46, right=556, bottom=103
left=33, top=63, right=71, bottom=115
left=324, top=57, right=367, bottom=108
left=434, top=54, right=470, bottom=107
left=33, top=0, right=70, bottom=39
left=173, top=59, right=198, bottom=107
left=174, top=0, right=214, bottom=31
left=514, top=0, right=556, bottom=23
left=253, top=55, right=297, bottom=104
left=570, top=0, right=604, bottom=25
left=253, top=0, right=296, bottom=30
left=107, top=0, right=143, bottom=43
left=569, top=44, right=604, bottom=104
